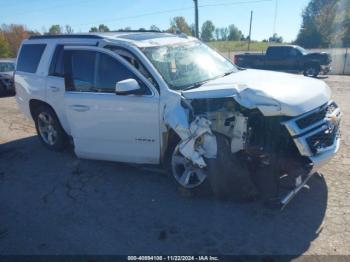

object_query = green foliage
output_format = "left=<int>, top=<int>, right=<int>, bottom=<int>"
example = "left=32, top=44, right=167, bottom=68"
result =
left=98, top=24, right=110, bottom=32
left=65, top=25, right=74, bottom=34
left=150, top=25, right=160, bottom=31
left=89, top=27, right=98, bottom=32
left=1, top=24, right=30, bottom=57
left=269, top=33, right=283, bottom=43
left=89, top=24, right=110, bottom=33
left=201, top=20, right=215, bottom=42
left=208, top=41, right=272, bottom=52
left=228, top=24, right=242, bottom=41
left=48, top=25, right=62, bottom=35
left=0, top=33, right=11, bottom=58
left=296, top=0, right=350, bottom=48
left=167, top=16, right=191, bottom=35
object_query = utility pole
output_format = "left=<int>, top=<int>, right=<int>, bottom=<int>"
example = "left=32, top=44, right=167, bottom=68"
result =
left=273, top=0, right=278, bottom=36
left=193, top=0, right=199, bottom=38
left=248, top=10, right=253, bottom=51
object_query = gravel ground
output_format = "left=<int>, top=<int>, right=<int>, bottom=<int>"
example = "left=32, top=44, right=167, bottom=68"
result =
left=0, top=75, right=349, bottom=257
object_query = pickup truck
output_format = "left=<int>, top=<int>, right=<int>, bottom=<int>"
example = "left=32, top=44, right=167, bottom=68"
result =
left=0, top=59, right=16, bottom=96
left=234, top=45, right=332, bottom=77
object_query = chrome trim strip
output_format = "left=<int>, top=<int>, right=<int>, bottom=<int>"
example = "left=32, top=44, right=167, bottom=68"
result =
left=282, top=101, right=337, bottom=136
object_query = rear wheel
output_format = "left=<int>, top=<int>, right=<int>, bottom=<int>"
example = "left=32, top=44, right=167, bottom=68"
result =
left=34, top=106, right=68, bottom=151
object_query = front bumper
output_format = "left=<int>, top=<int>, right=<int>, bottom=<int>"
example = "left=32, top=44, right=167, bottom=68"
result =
left=275, top=101, right=341, bottom=208
left=0, top=78, right=15, bottom=92
left=282, top=100, right=341, bottom=172
left=320, top=65, right=331, bottom=74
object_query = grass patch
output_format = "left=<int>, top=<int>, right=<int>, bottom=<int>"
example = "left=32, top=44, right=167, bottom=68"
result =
left=208, top=41, right=279, bottom=53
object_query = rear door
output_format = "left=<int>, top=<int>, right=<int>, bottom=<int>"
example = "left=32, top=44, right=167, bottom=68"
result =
left=265, top=47, right=289, bottom=71
left=46, top=42, right=98, bottom=134
left=63, top=46, right=160, bottom=164
left=283, top=47, right=301, bottom=71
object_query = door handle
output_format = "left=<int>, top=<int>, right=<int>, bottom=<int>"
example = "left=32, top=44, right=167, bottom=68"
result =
left=70, top=105, right=90, bottom=112
left=49, top=86, right=60, bottom=92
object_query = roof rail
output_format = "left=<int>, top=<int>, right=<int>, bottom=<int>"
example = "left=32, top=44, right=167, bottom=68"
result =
left=111, top=29, right=163, bottom=33
left=29, top=34, right=103, bottom=40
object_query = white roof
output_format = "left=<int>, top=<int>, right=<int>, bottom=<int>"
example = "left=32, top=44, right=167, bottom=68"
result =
left=0, top=59, right=16, bottom=63
left=28, top=32, right=197, bottom=48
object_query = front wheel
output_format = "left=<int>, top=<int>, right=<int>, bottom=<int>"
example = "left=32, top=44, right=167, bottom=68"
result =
left=0, top=82, right=7, bottom=97
left=34, top=106, right=68, bottom=151
left=165, top=138, right=212, bottom=196
left=303, top=65, right=320, bottom=77
left=171, top=145, right=209, bottom=189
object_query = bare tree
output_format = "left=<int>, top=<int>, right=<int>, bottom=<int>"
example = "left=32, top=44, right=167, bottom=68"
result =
left=65, top=25, right=74, bottom=34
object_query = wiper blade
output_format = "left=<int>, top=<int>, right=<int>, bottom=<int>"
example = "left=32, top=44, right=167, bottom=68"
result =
left=182, top=80, right=208, bottom=91
left=223, top=70, right=235, bottom=76
left=182, top=71, right=236, bottom=91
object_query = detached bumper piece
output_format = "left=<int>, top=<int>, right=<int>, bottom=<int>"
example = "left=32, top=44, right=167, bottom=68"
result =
left=278, top=101, right=341, bottom=209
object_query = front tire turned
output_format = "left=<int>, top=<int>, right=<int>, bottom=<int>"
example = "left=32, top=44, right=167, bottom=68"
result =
left=33, top=106, right=68, bottom=151
left=165, top=138, right=212, bottom=197
left=303, top=65, right=320, bottom=77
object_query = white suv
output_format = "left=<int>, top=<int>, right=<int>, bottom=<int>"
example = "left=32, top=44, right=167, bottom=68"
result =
left=15, top=32, right=341, bottom=207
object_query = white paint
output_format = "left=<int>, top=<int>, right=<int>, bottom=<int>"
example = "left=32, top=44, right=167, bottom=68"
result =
left=14, top=33, right=338, bottom=170
left=182, top=69, right=331, bottom=116
left=230, top=113, right=248, bottom=154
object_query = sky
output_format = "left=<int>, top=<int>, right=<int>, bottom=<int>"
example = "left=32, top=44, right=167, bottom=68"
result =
left=0, top=0, right=310, bottom=42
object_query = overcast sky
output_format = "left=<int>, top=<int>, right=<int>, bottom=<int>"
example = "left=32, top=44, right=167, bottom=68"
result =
left=1, top=0, right=310, bottom=42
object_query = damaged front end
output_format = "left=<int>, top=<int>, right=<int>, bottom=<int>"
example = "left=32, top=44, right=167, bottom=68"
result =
left=163, top=95, right=341, bottom=208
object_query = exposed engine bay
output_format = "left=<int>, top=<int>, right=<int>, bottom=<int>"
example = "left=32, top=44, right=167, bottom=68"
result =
left=164, top=96, right=341, bottom=208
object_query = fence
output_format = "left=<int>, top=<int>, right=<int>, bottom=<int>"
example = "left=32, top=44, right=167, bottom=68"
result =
left=220, top=48, right=350, bottom=75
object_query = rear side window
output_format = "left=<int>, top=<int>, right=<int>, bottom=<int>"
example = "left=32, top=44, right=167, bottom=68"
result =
left=268, top=47, right=285, bottom=58
left=17, top=44, right=46, bottom=73
left=49, top=45, right=64, bottom=77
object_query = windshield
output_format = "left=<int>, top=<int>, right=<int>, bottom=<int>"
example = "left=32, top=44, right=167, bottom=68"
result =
left=296, top=46, right=308, bottom=55
left=0, top=62, right=15, bottom=72
left=142, top=42, right=237, bottom=90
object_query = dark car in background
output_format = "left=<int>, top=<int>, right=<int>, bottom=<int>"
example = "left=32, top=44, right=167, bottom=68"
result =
left=234, top=45, right=332, bottom=77
left=0, top=59, right=16, bottom=96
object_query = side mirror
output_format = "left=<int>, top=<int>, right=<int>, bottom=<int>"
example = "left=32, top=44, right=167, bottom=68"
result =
left=115, top=79, right=141, bottom=95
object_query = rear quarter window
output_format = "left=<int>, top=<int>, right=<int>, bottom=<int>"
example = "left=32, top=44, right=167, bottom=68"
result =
left=17, top=44, right=46, bottom=73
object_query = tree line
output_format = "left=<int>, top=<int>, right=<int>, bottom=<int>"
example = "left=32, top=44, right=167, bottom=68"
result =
left=295, top=0, right=350, bottom=48
left=0, top=17, right=282, bottom=58
left=1, top=0, right=349, bottom=58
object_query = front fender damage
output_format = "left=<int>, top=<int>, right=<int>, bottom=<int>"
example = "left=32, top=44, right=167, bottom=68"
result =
left=163, top=97, right=257, bottom=200
left=164, top=98, right=217, bottom=168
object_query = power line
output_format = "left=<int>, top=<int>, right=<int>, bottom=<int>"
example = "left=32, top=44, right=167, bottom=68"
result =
left=72, top=7, right=194, bottom=27
left=1, top=0, right=94, bottom=20
left=71, top=0, right=273, bottom=28
left=199, top=0, right=272, bottom=8
left=273, top=0, right=279, bottom=35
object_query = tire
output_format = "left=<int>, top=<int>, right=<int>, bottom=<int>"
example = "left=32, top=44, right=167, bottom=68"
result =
left=165, top=134, right=258, bottom=200
left=164, top=136, right=212, bottom=197
left=0, top=82, right=7, bottom=97
left=206, top=135, right=258, bottom=201
left=303, top=65, right=320, bottom=77
left=33, top=105, right=68, bottom=151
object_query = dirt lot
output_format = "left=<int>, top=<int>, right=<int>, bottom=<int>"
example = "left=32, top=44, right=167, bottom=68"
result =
left=0, top=75, right=349, bottom=257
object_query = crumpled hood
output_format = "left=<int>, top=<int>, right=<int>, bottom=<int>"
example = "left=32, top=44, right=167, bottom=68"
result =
left=181, top=69, right=331, bottom=117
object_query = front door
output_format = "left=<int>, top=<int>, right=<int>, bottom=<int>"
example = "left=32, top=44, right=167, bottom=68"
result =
left=63, top=46, right=160, bottom=164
